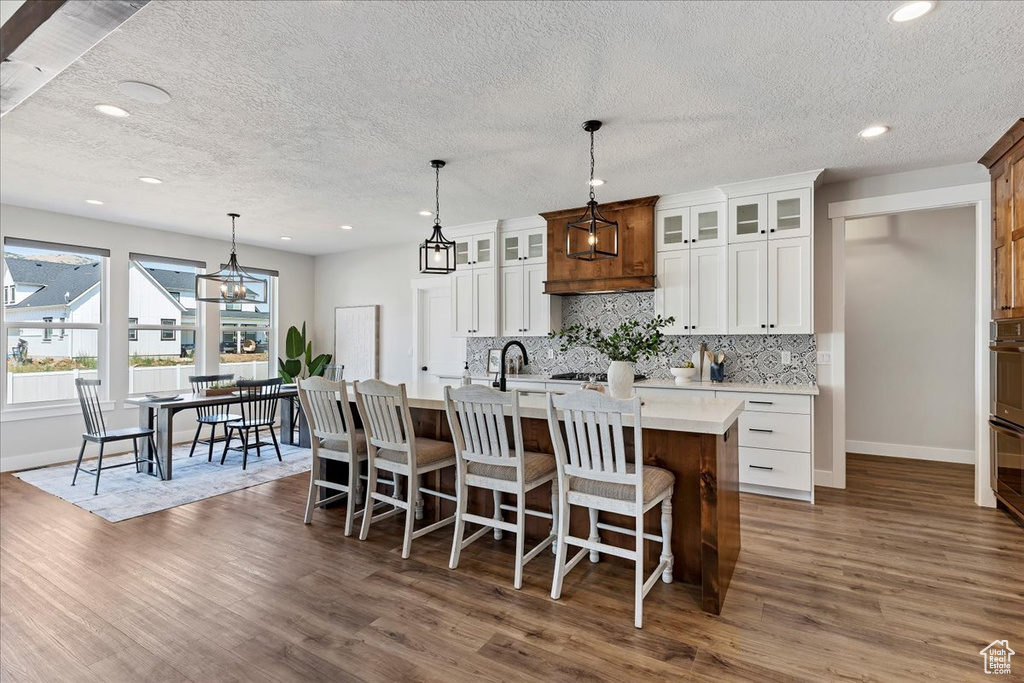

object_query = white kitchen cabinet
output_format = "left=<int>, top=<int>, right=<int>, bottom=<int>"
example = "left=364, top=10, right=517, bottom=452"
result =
left=502, top=227, right=546, bottom=265
left=501, top=262, right=559, bottom=336
left=689, top=202, right=727, bottom=248
left=454, top=232, right=495, bottom=269
left=452, top=267, right=497, bottom=337
left=768, top=237, right=812, bottom=334
left=727, top=241, right=768, bottom=334
left=728, top=195, right=768, bottom=244
left=656, top=208, right=690, bottom=251
left=767, top=188, right=812, bottom=239
left=689, top=246, right=728, bottom=334
left=655, top=251, right=690, bottom=334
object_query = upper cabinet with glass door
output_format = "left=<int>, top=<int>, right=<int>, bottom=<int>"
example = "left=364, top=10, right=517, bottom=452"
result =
left=767, top=188, right=811, bottom=239
left=656, top=209, right=690, bottom=251
left=728, top=195, right=768, bottom=243
left=689, top=203, right=726, bottom=247
left=502, top=226, right=546, bottom=265
left=453, top=232, right=495, bottom=269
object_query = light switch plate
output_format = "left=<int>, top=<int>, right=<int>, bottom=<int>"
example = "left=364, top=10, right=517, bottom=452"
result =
left=547, top=349, right=554, bottom=360
left=816, top=351, right=832, bottom=365
left=780, top=350, right=792, bottom=365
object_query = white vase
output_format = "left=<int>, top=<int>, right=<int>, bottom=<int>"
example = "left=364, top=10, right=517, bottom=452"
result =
left=607, top=360, right=635, bottom=399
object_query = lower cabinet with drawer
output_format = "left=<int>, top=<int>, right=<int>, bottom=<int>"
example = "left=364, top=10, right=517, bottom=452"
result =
left=720, top=391, right=815, bottom=502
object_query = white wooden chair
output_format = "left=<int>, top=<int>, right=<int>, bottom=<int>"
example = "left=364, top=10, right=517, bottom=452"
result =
left=546, top=389, right=674, bottom=628
left=443, top=384, right=558, bottom=589
left=353, top=379, right=457, bottom=559
left=297, top=376, right=367, bottom=536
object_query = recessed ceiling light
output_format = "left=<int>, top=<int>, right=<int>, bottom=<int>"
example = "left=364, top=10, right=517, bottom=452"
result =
left=888, top=1, right=935, bottom=23
left=340, top=225, right=354, bottom=230
left=588, top=178, right=605, bottom=186
left=859, top=125, right=890, bottom=138
left=418, top=210, right=432, bottom=216
left=280, top=236, right=292, bottom=241
left=95, top=104, right=130, bottom=118
left=85, top=199, right=104, bottom=205
left=138, top=176, right=163, bottom=184
left=117, top=81, right=171, bottom=104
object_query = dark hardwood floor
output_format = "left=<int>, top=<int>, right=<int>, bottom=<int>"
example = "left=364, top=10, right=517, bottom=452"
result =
left=1, top=454, right=1020, bottom=682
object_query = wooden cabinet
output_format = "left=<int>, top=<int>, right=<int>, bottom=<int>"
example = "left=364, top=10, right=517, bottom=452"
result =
left=981, top=119, right=1024, bottom=320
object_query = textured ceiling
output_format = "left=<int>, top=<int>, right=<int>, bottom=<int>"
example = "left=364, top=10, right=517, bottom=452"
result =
left=1, top=0, right=1022, bottom=255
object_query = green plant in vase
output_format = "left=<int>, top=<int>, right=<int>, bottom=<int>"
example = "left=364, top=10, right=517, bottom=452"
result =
left=278, top=322, right=332, bottom=384
left=549, top=316, right=678, bottom=398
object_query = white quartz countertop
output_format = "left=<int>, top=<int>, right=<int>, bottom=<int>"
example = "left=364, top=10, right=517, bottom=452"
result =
left=384, top=382, right=743, bottom=436
left=438, top=374, right=819, bottom=396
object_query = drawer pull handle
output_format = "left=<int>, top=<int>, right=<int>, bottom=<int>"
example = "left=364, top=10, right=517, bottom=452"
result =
left=749, top=464, right=774, bottom=471
left=748, top=428, right=774, bottom=433
left=749, top=400, right=774, bottom=405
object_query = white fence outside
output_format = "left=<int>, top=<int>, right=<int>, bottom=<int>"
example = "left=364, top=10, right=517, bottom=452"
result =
left=6, top=361, right=272, bottom=405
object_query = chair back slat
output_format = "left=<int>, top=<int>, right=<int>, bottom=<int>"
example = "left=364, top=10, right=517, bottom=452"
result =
left=236, top=377, right=282, bottom=425
left=444, top=385, right=520, bottom=477
left=353, top=379, right=414, bottom=463
left=189, top=373, right=235, bottom=419
left=75, top=378, right=106, bottom=437
left=298, top=377, right=354, bottom=447
left=547, top=390, right=642, bottom=489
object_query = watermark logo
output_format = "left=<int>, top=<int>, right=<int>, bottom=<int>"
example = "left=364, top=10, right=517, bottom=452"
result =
left=980, top=640, right=1015, bottom=675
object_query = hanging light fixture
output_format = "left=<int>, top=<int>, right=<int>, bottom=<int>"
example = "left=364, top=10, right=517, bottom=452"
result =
left=195, top=213, right=267, bottom=303
left=566, top=120, right=618, bottom=260
left=419, top=160, right=456, bottom=274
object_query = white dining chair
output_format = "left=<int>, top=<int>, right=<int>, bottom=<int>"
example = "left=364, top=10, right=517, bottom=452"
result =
left=297, top=376, right=367, bottom=535
left=443, top=384, right=558, bottom=589
left=353, top=379, right=457, bottom=559
left=546, top=389, right=674, bottom=628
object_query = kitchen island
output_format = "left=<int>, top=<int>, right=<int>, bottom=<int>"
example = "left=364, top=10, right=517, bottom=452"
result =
left=383, top=383, right=744, bottom=615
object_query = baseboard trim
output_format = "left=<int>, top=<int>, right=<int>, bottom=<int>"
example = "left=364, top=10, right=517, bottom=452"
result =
left=3, top=429, right=207, bottom=473
left=814, top=469, right=836, bottom=488
left=845, top=440, right=974, bottom=465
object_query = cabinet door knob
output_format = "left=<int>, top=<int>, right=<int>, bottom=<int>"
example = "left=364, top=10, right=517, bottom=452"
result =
left=761, top=324, right=767, bottom=329
left=770, top=229, right=776, bottom=233
left=760, top=230, right=766, bottom=234
left=421, top=366, right=428, bottom=371
left=770, top=324, right=776, bottom=329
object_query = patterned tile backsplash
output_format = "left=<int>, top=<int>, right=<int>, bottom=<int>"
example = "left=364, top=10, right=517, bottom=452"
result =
left=466, top=291, right=816, bottom=385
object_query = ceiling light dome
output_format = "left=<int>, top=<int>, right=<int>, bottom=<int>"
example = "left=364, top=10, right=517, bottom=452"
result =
left=888, top=1, right=935, bottom=23
left=859, top=125, right=890, bottom=138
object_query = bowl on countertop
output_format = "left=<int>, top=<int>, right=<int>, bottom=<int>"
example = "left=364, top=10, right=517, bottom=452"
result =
left=670, top=367, right=697, bottom=385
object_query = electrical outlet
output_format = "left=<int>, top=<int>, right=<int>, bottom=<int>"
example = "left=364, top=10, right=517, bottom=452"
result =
left=816, top=351, right=832, bottom=365
left=547, top=349, right=554, bottom=361
left=780, top=350, right=791, bottom=365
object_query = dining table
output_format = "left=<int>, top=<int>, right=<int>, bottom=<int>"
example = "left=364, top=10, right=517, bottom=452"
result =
left=124, top=387, right=300, bottom=480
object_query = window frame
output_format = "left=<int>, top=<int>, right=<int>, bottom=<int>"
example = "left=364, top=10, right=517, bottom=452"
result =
left=128, top=317, right=138, bottom=342
left=1, top=237, right=109, bottom=410
left=217, top=267, right=277, bottom=378
left=159, top=319, right=176, bottom=341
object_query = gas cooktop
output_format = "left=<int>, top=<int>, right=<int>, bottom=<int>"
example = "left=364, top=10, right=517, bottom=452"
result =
left=549, top=372, right=647, bottom=383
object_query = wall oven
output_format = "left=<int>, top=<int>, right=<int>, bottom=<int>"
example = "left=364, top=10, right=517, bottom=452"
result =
left=990, top=319, right=1024, bottom=520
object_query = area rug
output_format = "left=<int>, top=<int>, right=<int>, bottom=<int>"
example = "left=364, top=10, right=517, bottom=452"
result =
left=12, top=441, right=310, bottom=523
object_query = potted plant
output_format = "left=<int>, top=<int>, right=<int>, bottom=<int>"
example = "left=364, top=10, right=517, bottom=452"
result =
left=277, top=322, right=332, bottom=447
left=549, top=316, right=678, bottom=399
left=202, top=380, right=239, bottom=397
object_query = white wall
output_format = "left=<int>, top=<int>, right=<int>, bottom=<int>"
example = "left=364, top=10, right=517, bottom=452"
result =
left=812, top=162, right=990, bottom=480
left=844, top=207, right=976, bottom=461
left=313, top=243, right=425, bottom=384
left=0, top=204, right=315, bottom=471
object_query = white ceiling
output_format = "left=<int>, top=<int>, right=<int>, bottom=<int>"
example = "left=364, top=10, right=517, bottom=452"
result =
left=1, top=0, right=1022, bottom=255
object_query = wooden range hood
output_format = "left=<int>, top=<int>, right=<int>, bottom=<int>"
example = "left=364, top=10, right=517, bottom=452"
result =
left=541, top=195, right=659, bottom=294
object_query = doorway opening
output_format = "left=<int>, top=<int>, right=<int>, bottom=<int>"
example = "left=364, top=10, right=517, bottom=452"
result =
left=411, top=278, right=465, bottom=384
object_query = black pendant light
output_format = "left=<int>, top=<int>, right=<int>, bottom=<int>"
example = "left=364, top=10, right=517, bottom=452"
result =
left=195, top=213, right=267, bottom=303
left=566, top=120, right=618, bottom=260
left=419, top=160, right=456, bottom=274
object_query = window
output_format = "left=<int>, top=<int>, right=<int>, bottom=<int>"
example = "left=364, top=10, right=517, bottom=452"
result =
left=128, top=254, right=204, bottom=394
left=219, top=268, right=275, bottom=380
left=2, top=237, right=107, bottom=406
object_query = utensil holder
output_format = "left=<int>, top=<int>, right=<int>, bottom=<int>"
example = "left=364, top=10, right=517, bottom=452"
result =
left=709, top=361, right=726, bottom=383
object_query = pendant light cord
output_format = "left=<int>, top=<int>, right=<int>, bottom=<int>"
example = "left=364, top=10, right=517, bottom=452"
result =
left=434, top=164, right=441, bottom=227
left=589, top=129, right=596, bottom=203
left=230, top=214, right=237, bottom=255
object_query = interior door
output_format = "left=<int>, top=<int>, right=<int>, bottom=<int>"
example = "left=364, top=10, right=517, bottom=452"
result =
left=768, top=237, right=811, bottom=334
left=420, top=285, right=464, bottom=382
left=728, top=241, right=768, bottom=334
left=690, top=246, right=728, bottom=335
left=655, top=251, right=690, bottom=334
